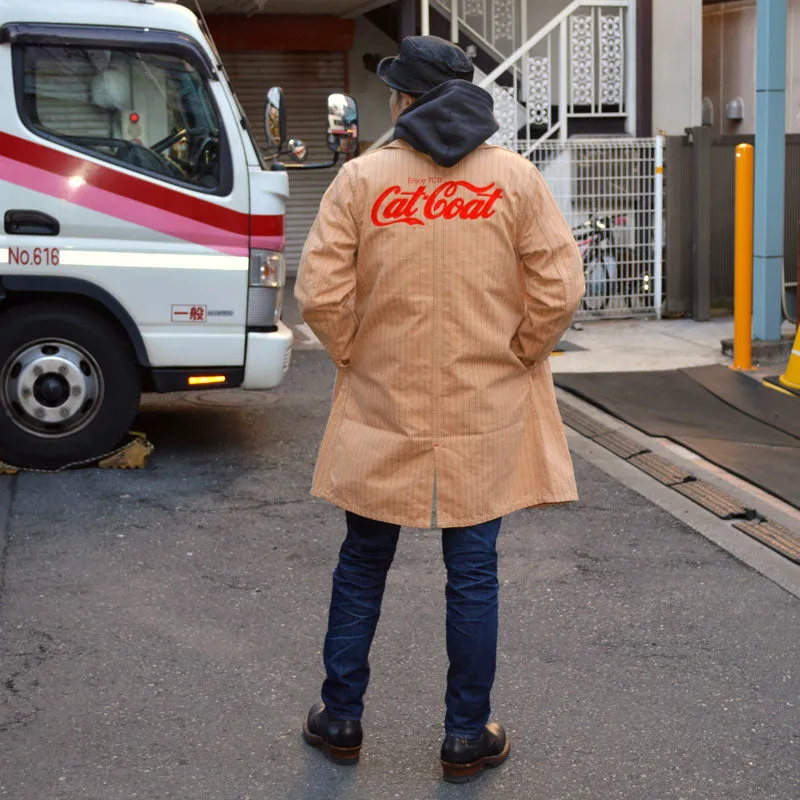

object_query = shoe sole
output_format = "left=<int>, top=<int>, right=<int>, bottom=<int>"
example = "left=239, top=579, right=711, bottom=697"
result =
left=440, top=735, right=511, bottom=784
left=302, top=720, right=361, bottom=765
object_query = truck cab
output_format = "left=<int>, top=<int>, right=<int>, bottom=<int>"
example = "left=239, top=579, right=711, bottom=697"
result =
left=0, top=0, right=357, bottom=468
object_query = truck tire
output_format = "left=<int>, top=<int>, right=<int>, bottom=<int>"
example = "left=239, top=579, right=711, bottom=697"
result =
left=0, top=303, right=141, bottom=470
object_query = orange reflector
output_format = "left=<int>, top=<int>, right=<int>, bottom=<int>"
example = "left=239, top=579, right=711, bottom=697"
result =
left=188, top=375, right=226, bottom=386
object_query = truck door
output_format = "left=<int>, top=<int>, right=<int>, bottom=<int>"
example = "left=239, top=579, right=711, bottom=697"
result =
left=0, top=24, right=252, bottom=467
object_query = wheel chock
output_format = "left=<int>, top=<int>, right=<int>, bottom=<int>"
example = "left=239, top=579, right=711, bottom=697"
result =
left=97, top=432, right=154, bottom=470
left=0, top=432, right=154, bottom=474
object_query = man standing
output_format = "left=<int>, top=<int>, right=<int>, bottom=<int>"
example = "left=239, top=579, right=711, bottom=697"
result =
left=296, top=36, right=584, bottom=783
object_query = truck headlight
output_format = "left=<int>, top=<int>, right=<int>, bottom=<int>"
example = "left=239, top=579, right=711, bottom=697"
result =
left=249, top=250, right=286, bottom=288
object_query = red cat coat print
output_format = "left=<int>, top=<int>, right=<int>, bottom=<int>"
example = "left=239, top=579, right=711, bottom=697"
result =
left=371, top=180, right=503, bottom=227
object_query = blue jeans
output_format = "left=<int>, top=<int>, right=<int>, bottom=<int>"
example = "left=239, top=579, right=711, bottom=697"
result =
left=321, top=511, right=501, bottom=739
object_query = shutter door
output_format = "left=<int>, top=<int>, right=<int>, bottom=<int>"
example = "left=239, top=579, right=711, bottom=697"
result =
left=222, top=51, right=346, bottom=275
left=30, top=49, right=115, bottom=138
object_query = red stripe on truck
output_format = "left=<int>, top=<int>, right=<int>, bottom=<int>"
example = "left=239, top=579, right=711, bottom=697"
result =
left=0, top=131, right=284, bottom=251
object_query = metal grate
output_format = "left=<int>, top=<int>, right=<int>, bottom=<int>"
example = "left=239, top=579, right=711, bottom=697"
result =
left=558, top=403, right=613, bottom=439
left=533, top=137, right=664, bottom=321
left=593, top=430, right=648, bottom=459
left=628, top=452, right=693, bottom=486
left=733, top=520, right=800, bottom=565
left=674, top=480, right=751, bottom=520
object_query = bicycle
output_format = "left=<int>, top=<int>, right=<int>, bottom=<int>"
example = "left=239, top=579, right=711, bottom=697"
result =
left=573, top=213, right=634, bottom=312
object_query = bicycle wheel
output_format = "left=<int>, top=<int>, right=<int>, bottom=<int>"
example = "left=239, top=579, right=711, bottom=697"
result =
left=614, top=247, right=648, bottom=310
left=582, top=252, right=612, bottom=312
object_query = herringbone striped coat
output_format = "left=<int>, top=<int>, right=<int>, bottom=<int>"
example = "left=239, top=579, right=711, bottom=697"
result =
left=296, top=140, right=584, bottom=528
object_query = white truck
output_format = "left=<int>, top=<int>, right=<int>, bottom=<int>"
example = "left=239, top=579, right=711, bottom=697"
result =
left=0, top=0, right=358, bottom=468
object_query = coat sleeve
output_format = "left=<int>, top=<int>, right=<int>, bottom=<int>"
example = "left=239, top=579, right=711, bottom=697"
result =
left=295, top=163, right=360, bottom=368
left=513, top=164, right=585, bottom=368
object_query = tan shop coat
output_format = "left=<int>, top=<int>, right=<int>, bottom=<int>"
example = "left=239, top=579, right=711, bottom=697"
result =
left=296, top=140, right=585, bottom=528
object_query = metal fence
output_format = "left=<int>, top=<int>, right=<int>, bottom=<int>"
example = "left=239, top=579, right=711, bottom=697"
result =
left=534, top=136, right=664, bottom=319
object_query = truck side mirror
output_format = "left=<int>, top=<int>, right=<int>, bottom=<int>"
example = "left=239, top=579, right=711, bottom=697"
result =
left=265, top=86, right=286, bottom=150
left=327, top=93, right=359, bottom=155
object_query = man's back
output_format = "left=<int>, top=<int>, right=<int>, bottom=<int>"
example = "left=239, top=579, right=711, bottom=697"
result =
left=344, top=141, right=580, bottom=435
left=297, top=137, right=583, bottom=528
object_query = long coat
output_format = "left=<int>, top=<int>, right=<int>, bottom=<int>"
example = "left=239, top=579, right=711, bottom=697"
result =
left=296, top=140, right=585, bottom=528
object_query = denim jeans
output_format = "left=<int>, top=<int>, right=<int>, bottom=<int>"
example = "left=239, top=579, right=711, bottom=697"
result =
left=321, top=511, right=502, bottom=739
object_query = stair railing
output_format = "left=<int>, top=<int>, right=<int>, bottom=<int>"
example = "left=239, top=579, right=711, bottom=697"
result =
left=366, top=0, right=632, bottom=156
left=431, top=0, right=522, bottom=65
left=480, top=0, right=631, bottom=155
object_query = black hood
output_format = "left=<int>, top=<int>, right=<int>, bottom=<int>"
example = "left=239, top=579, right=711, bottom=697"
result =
left=393, top=80, right=499, bottom=168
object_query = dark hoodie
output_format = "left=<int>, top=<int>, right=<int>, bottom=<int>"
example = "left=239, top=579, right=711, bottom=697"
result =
left=393, top=79, right=500, bottom=168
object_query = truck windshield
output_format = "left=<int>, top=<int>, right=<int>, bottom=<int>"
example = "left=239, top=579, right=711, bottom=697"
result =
left=19, top=44, right=225, bottom=190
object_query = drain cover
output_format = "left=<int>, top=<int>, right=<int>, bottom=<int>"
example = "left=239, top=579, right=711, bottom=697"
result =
left=179, top=390, right=279, bottom=408
left=629, top=452, right=693, bottom=486
left=733, top=519, right=800, bottom=565
left=593, top=431, right=649, bottom=459
left=674, top=480, right=751, bottom=520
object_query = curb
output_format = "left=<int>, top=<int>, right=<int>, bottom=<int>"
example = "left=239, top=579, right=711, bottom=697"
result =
left=557, top=389, right=800, bottom=596
left=721, top=335, right=794, bottom=366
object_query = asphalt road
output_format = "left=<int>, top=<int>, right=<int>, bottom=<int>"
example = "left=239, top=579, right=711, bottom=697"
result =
left=0, top=350, right=798, bottom=800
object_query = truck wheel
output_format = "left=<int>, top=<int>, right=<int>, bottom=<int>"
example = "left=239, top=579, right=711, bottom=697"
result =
left=0, top=303, right=141, bottom=469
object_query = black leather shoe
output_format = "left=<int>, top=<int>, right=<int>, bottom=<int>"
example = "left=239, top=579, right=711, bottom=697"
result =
left=440, top=722, right=510, bottom=783
left=302, top=701, right=363, bottom=765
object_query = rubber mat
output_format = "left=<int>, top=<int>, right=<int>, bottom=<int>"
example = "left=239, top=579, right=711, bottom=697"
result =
left=684, top=365, right=800, bottom=439
left=554, top=340, right=587, bottom=353
left=554, top=370, right=799, bottom=445
left=554, top=369, right=800, bottom=509
left=678, top=438, right=800, bottom=509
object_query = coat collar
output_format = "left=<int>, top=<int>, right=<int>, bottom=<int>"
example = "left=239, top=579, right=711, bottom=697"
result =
left=377, top=139, right=492, bottom=157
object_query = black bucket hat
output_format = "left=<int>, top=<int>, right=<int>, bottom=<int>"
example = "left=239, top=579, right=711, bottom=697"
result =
left=378, top=35, right=474, bottom=96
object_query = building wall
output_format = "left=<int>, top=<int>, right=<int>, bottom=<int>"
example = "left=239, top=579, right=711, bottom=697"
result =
left=789, top=2, right=800, bottom=132
left=703, top=0, right=800, bottom=135
left=525, top=0, right=572, bottom=33
left=703, top=0, right=757, bottom=135
left=652, top=0, right=703, bottom=135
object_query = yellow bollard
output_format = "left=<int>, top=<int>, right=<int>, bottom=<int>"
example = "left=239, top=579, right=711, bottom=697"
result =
left=733, top=143, right=754, bottom=371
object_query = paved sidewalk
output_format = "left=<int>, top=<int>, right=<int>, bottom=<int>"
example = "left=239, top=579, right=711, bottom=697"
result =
left=550, top=317, right=797, bottom=374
